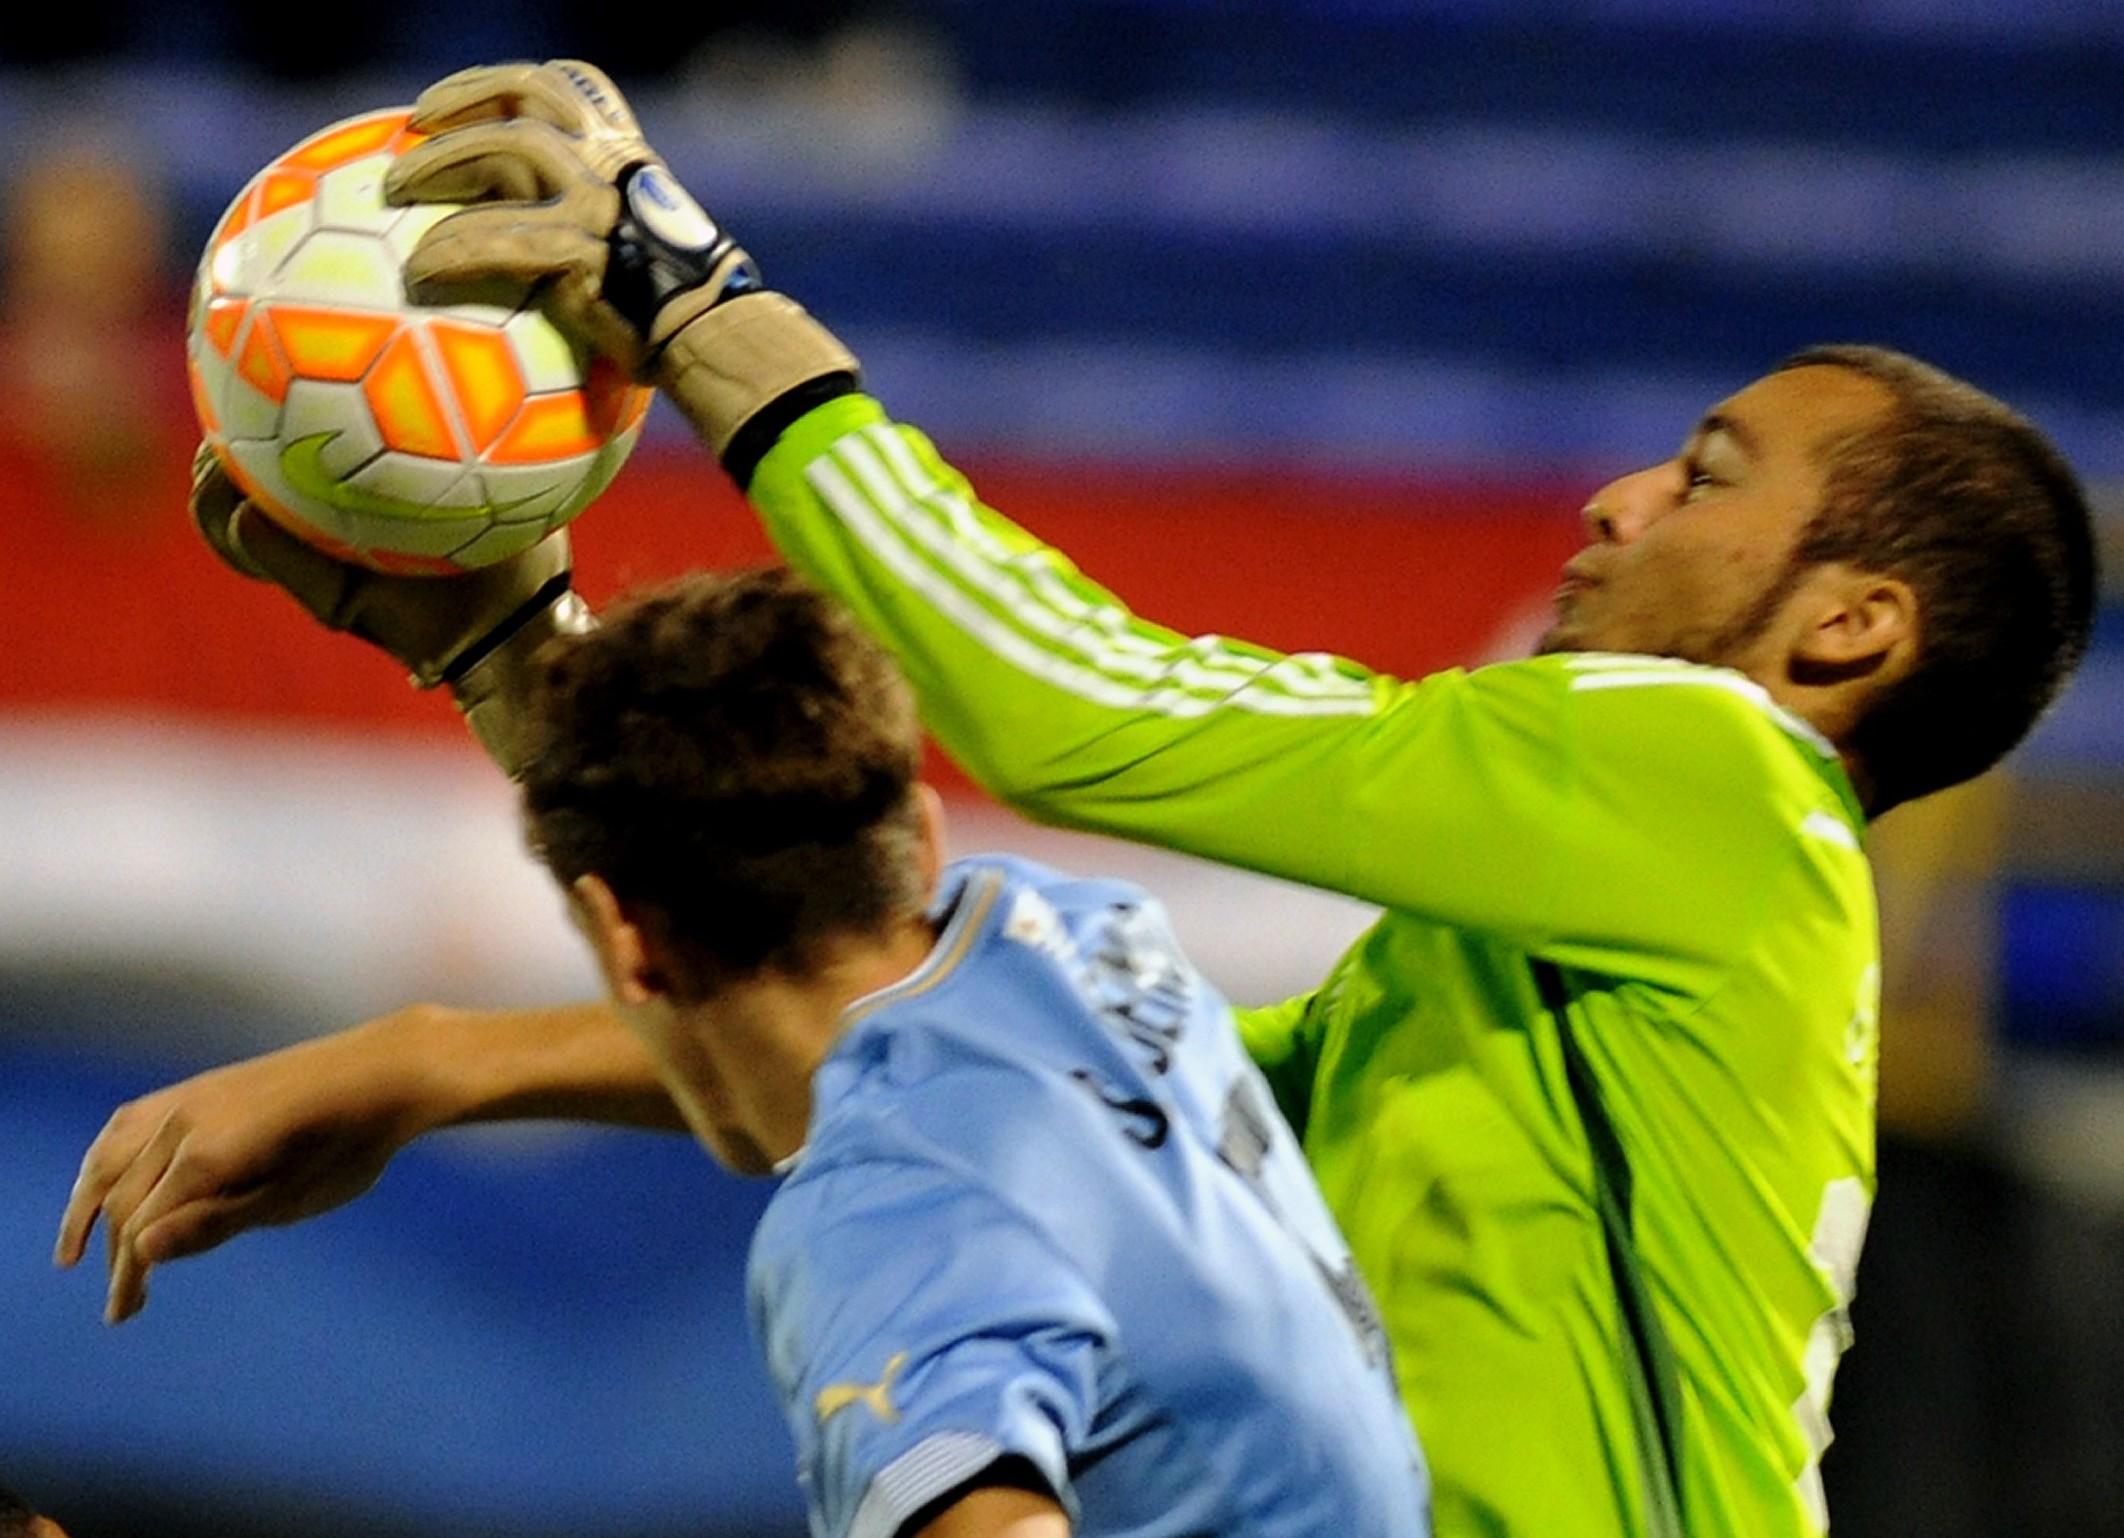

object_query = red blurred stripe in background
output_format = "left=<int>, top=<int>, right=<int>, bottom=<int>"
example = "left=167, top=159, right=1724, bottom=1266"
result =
left=0, top=438, right=1586, bottom=748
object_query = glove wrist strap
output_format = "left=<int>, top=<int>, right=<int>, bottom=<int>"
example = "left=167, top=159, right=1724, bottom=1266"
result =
left=655, top=293, right=862, bottom=469
left=604, top=162, right=761, bottom=338
left=448, top=585, right=596, bottom=777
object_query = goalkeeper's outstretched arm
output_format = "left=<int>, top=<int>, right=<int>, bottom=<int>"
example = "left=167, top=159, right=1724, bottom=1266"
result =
left=383, top=61, right=1404, bottom=902
left=381, top=60, right=1797, bottom=974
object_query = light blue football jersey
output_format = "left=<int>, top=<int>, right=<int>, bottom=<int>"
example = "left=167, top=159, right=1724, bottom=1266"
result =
left=749, top=856, right=1429, bottom=1538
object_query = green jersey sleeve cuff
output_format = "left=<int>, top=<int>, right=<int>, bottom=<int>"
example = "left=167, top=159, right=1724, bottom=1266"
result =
left=749, top=393, right=895, bottom=499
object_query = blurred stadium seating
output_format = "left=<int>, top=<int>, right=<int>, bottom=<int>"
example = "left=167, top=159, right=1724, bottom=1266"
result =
left=1, top=5, right=2121, bottom=1536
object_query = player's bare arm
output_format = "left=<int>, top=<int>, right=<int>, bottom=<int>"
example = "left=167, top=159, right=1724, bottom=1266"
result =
left=56, top=1000, right=674, bottom=1322
left=916, top=1486, right=1071, bottom=1538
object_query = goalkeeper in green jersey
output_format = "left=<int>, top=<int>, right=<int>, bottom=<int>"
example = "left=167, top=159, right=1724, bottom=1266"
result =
left=61, top=62, right=2098, bottom=1538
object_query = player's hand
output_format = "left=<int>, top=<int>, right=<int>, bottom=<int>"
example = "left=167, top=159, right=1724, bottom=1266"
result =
left=192, top=441, right=573, bottom=690
left=382, top=59, right=755, bottom=379
left=53, top=1010, right=455, bottom=1324
left=192, top=443, right=590, bottom=772
left=382, top=60, right=860, bottom=476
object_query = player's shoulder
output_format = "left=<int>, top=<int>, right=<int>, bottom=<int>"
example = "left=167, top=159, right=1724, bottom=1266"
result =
left=798, top=862, right=1104, bottom=1157
left=753, top=1083, right=1088, bottom=1320
left=944, top=855, right=1176, bottom=965
left=1491, top=651, right=1839, bottom=764
left=750, top=1108, right=995, bottom=1301
left=949, top=852, right=1152, bottom=908
left=1469, top=653, right=1866, bottom=862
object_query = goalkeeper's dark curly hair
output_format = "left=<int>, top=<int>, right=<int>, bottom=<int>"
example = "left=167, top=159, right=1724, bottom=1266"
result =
left=519, top=566, right=927, bottom=997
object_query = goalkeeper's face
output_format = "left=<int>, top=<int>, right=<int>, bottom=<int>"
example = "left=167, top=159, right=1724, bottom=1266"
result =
left=1539, top=364, right=1898, bottom=676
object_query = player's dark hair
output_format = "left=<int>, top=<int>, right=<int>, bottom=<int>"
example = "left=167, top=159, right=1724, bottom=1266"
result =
left=0, top=1481, right=46, bottom=1537
left=1774, top=343, right=2098, bottom=814
left=519, top=567, right=927, bottom=995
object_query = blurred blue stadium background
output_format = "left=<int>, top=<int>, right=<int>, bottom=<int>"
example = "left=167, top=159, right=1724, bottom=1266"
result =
left=3, top=4, right=2122, bottom=1535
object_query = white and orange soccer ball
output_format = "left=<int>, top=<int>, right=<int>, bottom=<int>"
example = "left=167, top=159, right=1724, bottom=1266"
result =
left=186, top=108, right=652, bottom=574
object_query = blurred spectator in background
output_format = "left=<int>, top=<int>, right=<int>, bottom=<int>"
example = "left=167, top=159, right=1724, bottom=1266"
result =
left=0, top=125, right=188, bottom=510
left=1828, top=767, right=2124, bottom=1537
left=1871, top=776, right=2010, bottom=1142
left=0, top=122, right=206, bottom=705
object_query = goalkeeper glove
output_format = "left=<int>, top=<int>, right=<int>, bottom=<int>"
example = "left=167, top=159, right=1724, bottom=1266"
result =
left=383, top=59, right=861, bottom=486
left=190, top=442, right=591, bottom=776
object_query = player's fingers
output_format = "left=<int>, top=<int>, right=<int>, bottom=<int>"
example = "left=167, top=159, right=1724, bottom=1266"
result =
left=86, top=1126, right=187, bottom=1319
left=113, top=1149, right=225, bottom=1264
left=93, top=1116, right=190, bottom=1274
left=104, top=1234, right=152, bottom=1324
left=54, top=1100, right=170, bottom=1267
left=53, top=1159, right=112, bottom=1268
left=55, top=1148, right=119, bottom=1267
left=101, top=1135, right=253, bottom=1322
left=385, top=119, right=586, bottom=208
left=132, top=1186, right=280, bottom=1266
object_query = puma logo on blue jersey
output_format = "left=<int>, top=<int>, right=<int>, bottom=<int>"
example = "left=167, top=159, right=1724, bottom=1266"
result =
left=815, top=1351, right=907, bottom=1426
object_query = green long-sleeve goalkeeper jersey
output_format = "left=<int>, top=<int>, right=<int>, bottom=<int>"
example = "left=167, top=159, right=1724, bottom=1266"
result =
left=747, top=396, right=1879, bottom=1538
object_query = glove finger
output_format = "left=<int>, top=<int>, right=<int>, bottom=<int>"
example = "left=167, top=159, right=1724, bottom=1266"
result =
left=385, top=118, right=592, bottom=208
left=402, top=206, right=610, bottom=296
left=406, top=61, right=556, bottom=133
left=248, top=507, right=575, bottom=685
left=538, top=60, right=643, bottom=137
left=190, top=438, right=224, bottom=496
left=407, top=59, right=639, bottom=140
left=189, top=445, right=268, bottom=581
left=229, top=504, right=364, bottom=630
left=406, top=211, right=645, bottom=373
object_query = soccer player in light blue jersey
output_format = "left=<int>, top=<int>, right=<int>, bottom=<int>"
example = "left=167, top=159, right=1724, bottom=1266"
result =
left=493, top=565, right=1424, bottom=1538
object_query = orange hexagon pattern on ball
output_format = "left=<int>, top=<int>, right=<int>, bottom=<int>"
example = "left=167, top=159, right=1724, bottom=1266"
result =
left=186, top=108, right=651, bottom=574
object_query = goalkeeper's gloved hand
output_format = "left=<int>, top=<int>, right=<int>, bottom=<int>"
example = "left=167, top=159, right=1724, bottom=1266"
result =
left=190, top=442, right=591, bottom=775
left=383, top=59, right=861, bottom=486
